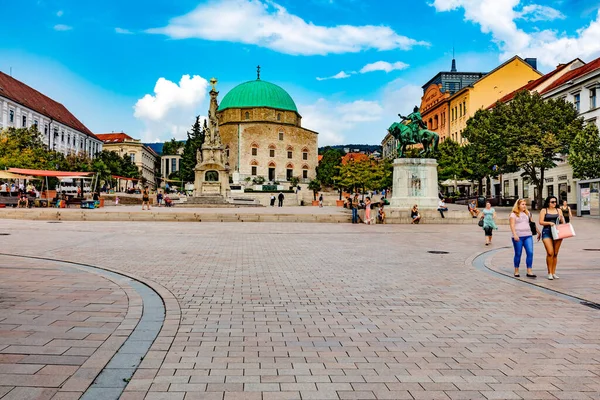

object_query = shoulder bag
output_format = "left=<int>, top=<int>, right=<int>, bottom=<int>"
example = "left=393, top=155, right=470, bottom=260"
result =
left=527, top=212, right=537, bottom=235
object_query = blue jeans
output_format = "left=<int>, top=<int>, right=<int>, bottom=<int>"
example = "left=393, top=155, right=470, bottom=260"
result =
left=351, top=208, right=358, bottom=223
left=512, top=235, right=534, bottom=269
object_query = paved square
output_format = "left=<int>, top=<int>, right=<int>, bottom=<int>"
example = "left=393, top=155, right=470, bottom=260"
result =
left=0, top=218, right=599, bottom=400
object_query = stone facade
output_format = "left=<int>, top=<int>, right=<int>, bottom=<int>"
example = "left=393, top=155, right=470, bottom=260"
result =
left=218, top=107, right=318, bottom=183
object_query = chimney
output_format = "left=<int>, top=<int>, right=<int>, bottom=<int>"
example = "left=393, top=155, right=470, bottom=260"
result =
left=524, top=58, right=538, bottom=70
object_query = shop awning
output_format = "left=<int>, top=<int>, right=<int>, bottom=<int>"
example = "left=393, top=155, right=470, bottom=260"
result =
left=8, top=168, right=94, bottom=178
left=111, top=175, right=139, bottom=181
left=0, top=171, right=35, bottom=180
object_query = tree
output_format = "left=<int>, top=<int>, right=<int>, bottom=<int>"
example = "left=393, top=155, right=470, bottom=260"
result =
left=308, top=179, right=321, bottom=201
left=0, top=126, right=65, bottom=170
left=316, top=147, right=343, bottom=186
left=435, top=139, right=466, bottom=182
left=462, top=105, right=513, bottom=195
left=180, top=116, right=205, bottom=182
left=333, top=159, right=386, bottom=198
left=162, top=138, right=183, bottom=155
left=503, top=91, right=583, bottom=208
left=569, top=123, right=600, bottom=180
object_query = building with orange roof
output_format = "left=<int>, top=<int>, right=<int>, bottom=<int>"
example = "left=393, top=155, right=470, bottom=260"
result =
left=341, top=152, right=370, bottom=165
left=494, top=57, right=600, bottom=212
left=0, top=71, right=103, bottom=157
left=96, top=132, right=158, bottom=187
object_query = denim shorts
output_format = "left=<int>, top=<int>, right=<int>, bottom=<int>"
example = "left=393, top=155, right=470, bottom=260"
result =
left=541, top=227, right=553, bottom=240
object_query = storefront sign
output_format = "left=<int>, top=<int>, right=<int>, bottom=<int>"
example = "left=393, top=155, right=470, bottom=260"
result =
left=581, top=188, right=591, bottom=211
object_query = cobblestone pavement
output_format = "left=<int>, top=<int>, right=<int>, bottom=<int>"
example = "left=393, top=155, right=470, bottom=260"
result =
left=0, top=219, right=599, bottom=400
left=0, top=255, right=136, bottom=400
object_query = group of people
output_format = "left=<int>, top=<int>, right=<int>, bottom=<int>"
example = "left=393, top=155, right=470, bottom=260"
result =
left=481, top=196, right=573, bottom=280
left=269, top=192, right=286, bottom=207
left=345, top=194, right=386, bottom=224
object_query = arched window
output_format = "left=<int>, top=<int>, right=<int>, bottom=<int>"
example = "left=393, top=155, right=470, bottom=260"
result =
left=277, top=113, right=281, bottom=121
left=268, top=144, right=276, bottom=158
left=244, top=111, right=250, bottom=120
left=302, top=164, right=309, bottom=179
left=286, top=145, right=293, bottom=159
left=250, top=160, right=258, bottom=176
left=286, top=163, right=294, bottom=181
left=302, top=147, right=309, bottom=160
left=268, top=161, right=276, bottom=167
left=251, top=142, right=259, bottom=156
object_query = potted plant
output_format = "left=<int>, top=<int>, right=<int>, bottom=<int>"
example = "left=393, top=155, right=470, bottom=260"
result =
left=308, top=179, right=321, bottom=206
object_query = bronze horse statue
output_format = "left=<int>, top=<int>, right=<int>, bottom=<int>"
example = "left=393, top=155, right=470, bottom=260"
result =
left=388, top=119, right=439, bottom=158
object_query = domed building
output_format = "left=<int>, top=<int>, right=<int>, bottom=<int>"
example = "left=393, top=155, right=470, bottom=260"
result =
left=217, top=73, right=318, bottom=184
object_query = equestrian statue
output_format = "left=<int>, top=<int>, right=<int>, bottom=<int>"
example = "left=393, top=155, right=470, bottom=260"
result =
left=388, top=106, right=439, bottom=158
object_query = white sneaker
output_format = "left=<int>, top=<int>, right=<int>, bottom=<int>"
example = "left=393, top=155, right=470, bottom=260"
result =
left=553, top=274, right=559, bottom=279
left=547, top=274, right=554, bottom=280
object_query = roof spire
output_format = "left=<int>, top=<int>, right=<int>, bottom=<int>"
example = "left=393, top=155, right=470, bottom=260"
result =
left=451, top=46, right=457, bottom=72
left=257, top=65, right=261, bottom=80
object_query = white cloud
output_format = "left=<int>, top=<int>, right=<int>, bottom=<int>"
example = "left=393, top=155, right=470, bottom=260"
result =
left=316, top=71, right=352, bottom=81
left=147, top=0, right=428, bottom=56
left=54, top=24, right=72, bottom=31
left=301, top=99, right=384, bottom=146
left=56, top=10, right=63, bottom=17
left=360, top=61, right=409, bottom=73
left=518, top=5, right=565, bottom=22
left=431, top=0, right=600, bottom=68
left=115, top=27, right=134, bottom=34
left=133, top=75, right=209, bottom=142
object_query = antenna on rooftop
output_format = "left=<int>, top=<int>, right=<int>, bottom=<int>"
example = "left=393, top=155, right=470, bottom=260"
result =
left=451, top=46, right=457, bottom=72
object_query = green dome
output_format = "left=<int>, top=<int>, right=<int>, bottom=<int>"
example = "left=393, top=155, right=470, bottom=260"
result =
left=218, top=80, right=298, bottom=113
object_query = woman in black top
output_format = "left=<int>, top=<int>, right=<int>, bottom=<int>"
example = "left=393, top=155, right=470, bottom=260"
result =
left=539, top=196, right=565, bottom=280
left=559, top=200, right=572, bottom=224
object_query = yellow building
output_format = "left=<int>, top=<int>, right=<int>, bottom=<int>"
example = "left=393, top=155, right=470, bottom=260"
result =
left=448, top=56, right=542, bottom=143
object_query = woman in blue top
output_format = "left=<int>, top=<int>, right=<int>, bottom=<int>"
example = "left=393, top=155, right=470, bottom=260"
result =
left=480, top=201, right=498, bottom=246
left=539, top=195, right=565, bottom=280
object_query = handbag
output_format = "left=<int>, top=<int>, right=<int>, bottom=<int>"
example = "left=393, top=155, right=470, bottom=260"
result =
left=551, top=223, right=576, bottom=240
left=527, top=212, right=537, bottom=235
left=478, top=219, right=484, bottom=227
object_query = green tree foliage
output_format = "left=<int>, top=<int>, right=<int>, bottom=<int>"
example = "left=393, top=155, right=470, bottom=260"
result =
left=308, top=179, right=321, bottom=200
left=0, top=127, right=65, bottom=170
left=435, top=139, right=466, bottom=181
left=502, top=91, right=583, bottom=208
left=334, top=159, right=388, bottom=196
left=316, top=147, right=344, bottom=186
left=162, top=138, right=184, bottom=155
left=569, top=123, right=600, bottom=180
left=180, top=116, right=205, bottom=182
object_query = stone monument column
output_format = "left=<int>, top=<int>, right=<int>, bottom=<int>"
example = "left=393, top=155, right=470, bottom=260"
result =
left=390, top=158, right=439, bottom=209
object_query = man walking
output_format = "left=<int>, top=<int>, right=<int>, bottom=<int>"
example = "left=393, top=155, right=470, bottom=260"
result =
left=318, top=193, right=323, bottom=207
left=351, top=194, right=359, bottom=223
left=278, top=192, right=285, bottom=207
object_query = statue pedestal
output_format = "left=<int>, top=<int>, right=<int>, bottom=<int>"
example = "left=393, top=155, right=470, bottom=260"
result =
left=389, top=158, right=439, bottom=209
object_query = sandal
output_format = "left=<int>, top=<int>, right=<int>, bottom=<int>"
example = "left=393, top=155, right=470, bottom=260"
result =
left=526, top=274, right=537, bottom=278
left=514, top=274, right=520, bottom=277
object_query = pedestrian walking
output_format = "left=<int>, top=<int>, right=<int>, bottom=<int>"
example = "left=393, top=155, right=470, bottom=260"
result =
left=539, top=195, right=565, bottom=280
left=277, top=192, right=284, bottom=207
left=351, top=194, right=359, bottom=224
left=480, top=202, right=497, bottom=245
left=142, top=186, right=151, bottom=210
left=270, top=194, right=276, bottom=207
left=318, top=193, right=323, bottom=207
left=509, top=199, right=540, bottom=278
left=157, top=190, right=163, bottom=207
left=364, top=197, right=372, bottom=224
left=560, top=200, right=572, bottom=224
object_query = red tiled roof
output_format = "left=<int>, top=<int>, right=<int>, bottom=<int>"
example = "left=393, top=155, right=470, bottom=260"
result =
left=96, top=132, right=136, bottom=143
left=318, top=155, right=323, bottom=162
left=490, top=63, right=571, bottom=108
left=341, top=152, right=369, bottom=165
left=540, top=57, right=600, bottom=95
left=0, top=71, right=96, bottom=138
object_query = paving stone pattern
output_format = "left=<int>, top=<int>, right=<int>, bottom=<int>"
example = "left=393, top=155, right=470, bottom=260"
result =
left=1, top=219, right=600, bottom=399
left=0, top=255, right=129, bottom=400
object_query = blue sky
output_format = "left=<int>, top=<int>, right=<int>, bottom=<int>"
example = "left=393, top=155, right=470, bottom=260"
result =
left=2, top=0, right=600, bottom=145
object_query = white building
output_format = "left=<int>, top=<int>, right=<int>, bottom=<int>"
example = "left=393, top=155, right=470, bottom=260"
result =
left=0, top=71, right=102, bottom=157
left=490, top=58, right=600, bottom=216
